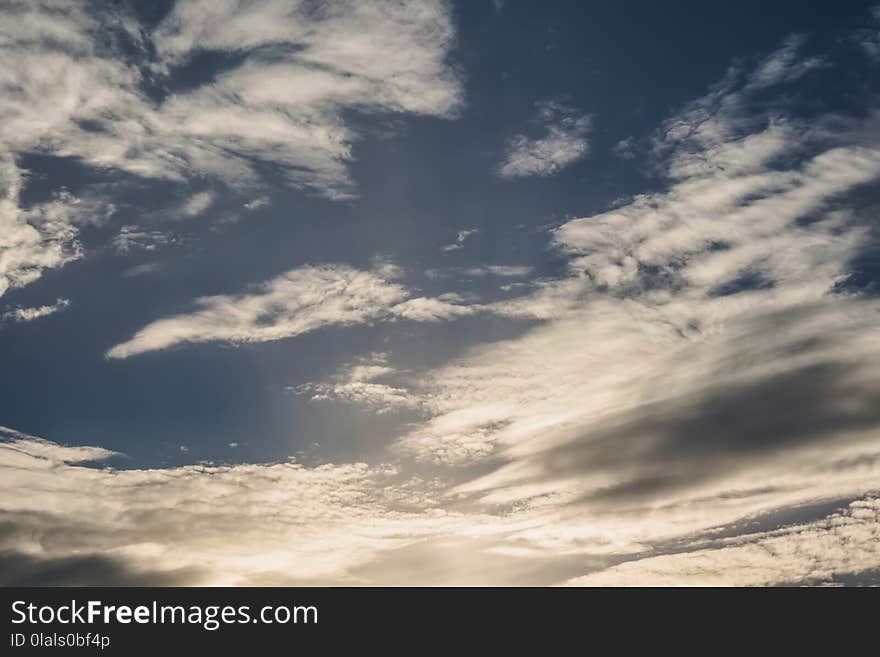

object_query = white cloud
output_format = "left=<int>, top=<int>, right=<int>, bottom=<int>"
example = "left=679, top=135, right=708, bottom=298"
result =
left=2, top=297, right=70, bottom=323
left=463, top=265, right=533, bottom=277
left=441, top=228, right=479, bottom=252
left=243, top=196, right=269, bottom=211
left=181, top=191, right=214, bottom=217
left=612, top=136, right=636, bottom=160
left=568, top=497, right=880, bottom=586
left=0, top=426, right=502, bottom=585
left=123, top=262, right=164, bottom=278
left=746, top=34, right=825, bottom=90
left=146, top=0, right=462, bottom=197
left=0, top=0, right=463, bottom=295
left=0, top=158, right=83, bottom=298
left=381, top=40, right=880, bottom=577
left=498, top=101, right=592, bottom=178
left=106, top=263, right=479, bottom=359
left=5, top=28, right=880, bottom=587
left=294, top=353, right=422, bottom=414
left=0, top=425, right=119, bottom=464
left=858, top=5, right=880, bottom=62
left=426, top=264, right=533, bottom=280
left=113, top=226, right=176, bottom=254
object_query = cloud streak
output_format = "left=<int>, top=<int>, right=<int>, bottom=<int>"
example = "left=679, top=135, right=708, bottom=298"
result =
left=1, top=297, right=70, bottom=323
left=106, top=262, right=479, bottom=359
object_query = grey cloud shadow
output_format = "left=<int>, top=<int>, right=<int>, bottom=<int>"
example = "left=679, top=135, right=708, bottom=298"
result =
left=0, top=550, right=203, bottom=586
left=531, top=359, right=880, bottom=510
left=0, top=511, right=205, bottom=586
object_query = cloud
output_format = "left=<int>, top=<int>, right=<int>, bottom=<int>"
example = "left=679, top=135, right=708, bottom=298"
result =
left=426, top=265, right=533, bottom=281
left=0, top=426, right=501, bottom=585
left=1, top=297, right=69, bottom=323
left=0, top=0, right=461, bottom=197
left=0, top=425, right=119, bottom=463
left=497, top=101, right=592, bottom=178
left=181, top=191, right=215, bottom=217
left=6, top=29, right=880, bottom=586
left=0, top=159, right=83, bottom=298
left=0, top=0, right=463, bottom=295
left=567, top=497, right=880, bottom=586
left=441, top=228, right=479, bottom=252
left=382, top=37, right=880, bottom=577
left=462, top=265, right=533, bottom=277
left=123, top=262, right=164, bottom=278
left=243, top=196, right=269, bottom=211
left=113, top=225, right=177, bottom=254
left=146, top=0, right=462, bottom=197
left=294, top=353, right=422, bottom=414
left=106, top=263, right=479, bottom=359
left=745, top=34, right=825, bottom=90
left=612, top=136, right=636, bottom=160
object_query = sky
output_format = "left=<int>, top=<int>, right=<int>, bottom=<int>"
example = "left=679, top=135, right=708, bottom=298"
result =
left=1, top=0, right=880, bottom=586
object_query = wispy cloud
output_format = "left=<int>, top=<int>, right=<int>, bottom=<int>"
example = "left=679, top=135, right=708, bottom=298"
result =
left=387, top=35, right=880, bottom=579
left=294, top=353, right=422, bottom=414
left=745, top=34, right=826, bottom=90
left=426, top=264, right=532, bottom=279
left=568, top=497, right=880, bottom=586
left=463, top=265, right=533, bottom=277
left=2, top=298, right=70, bottom=323
left=106, top=262, right=479, bottom=359
left=113, top=226, right=177, bottom=254
left=0, top=426, right=502, bottom=585
left=0, top=160, right=84, bottom=298
left=0, top=0, right=463, bottom=296
left=102, top=33, right=880, bottom=584
left=4, top=21, right=880, bottom=587
left=441, top=228, right=479, bottom=252
left=497, top=101, right=592, bottom=178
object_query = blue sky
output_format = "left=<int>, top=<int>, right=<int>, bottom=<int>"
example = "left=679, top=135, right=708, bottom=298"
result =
left=2, top=0, right=880, bottom=585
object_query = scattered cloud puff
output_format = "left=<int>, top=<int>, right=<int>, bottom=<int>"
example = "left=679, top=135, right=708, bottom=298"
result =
left=123, top=262, right=164, bottom=278
left=0, top=0, right=462, bottom=297
left=441, top=228, right=479, bottom=252
left=612, top=136, right=637, bottom=160
left=113, top=225, right=177, bottom=254
left=426, top=264, right=532, bottom=280
left=497, top=101, right=592, bottom=178
left=1, top=297, right=70, bottom=323
left=463, top=265, right=533, bottom=277
left=106, top=262, right=479, bottom=359
left=181, top=191, right=215, bottom=218
left=243, top=196, right=270, bottom=211
left=294, top=353, right=422, bottom=414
